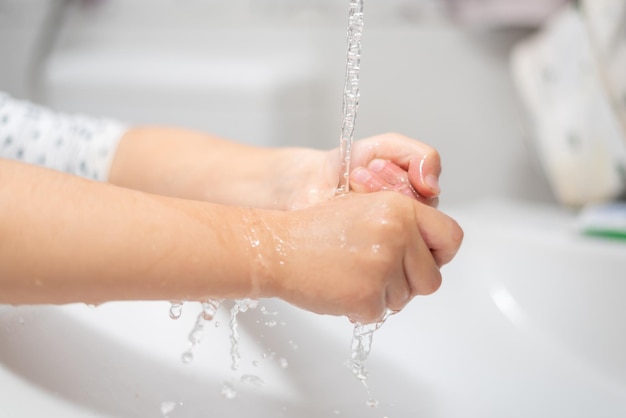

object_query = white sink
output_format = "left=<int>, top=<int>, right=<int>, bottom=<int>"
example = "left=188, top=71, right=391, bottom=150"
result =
left=1, top=200, right=626, bottom=417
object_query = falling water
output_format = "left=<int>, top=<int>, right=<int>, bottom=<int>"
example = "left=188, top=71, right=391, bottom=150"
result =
left=169, top=301, right=184, bottom=320
left=180, top=299, right=221, bottom=364
left=337, top=0, right=365, bottom=194
left=229, top=299, right=259, bottom=371
left=349, top=310, right=392, bottom=408
left=334, top=0, right=388, bottom=408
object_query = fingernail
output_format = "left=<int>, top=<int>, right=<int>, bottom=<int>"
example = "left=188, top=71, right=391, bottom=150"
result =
left=352, top=167, right=372, bottom=184
left=425, top=174, right=440, bottom=195
left=367, top=159, right=386, bottom=173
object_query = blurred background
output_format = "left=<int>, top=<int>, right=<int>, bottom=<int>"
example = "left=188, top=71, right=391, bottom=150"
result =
left=1, top=0, right=623, bottom=207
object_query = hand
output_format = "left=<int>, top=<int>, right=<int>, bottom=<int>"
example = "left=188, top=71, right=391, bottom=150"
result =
left=258, top=191, right=462, bottom=324
left=348, top=133, right=441, bottom=203
left=110, top=128, right=440, bottom=211
left=284, top=133, right=441, bottom=210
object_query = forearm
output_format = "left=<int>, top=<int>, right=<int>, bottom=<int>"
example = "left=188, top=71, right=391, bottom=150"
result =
left=108, top=126, right=327, bottom=210
left=0, top=158, right=261, bottom=305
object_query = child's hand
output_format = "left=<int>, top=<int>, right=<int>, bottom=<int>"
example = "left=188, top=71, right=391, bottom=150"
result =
left=110, top=128, right=440, bottom=211
left=284, top=133, right=441, bottom=210
left=256, top=191, right=462, bottom=324
left=348, top=133, right=441, bottom=203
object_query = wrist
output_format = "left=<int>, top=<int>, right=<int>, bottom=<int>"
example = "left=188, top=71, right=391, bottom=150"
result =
left=234, top=207, right=292, bottom=300
left=269, top=147, right=332, bottom=211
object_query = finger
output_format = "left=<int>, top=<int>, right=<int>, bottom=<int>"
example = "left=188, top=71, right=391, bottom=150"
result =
left=413, top=203, right=464, bottom=267
left=353, top=133, right=442, bottom=197
left=355, top=133, right=439, bottom=170
left=352, top=161, right=439, bottom=207
left=347, top=295, right=387, bottom=325
left=349, top=167, right=386, bottom=194
left=385, top=273, right=412, bottom=312
left=406, top=255, right=442, bottom=296
left=408, top=154, right=441, bottom=198
left=367, top=159, right=422, bottom=201
left=350, top=164, right=409, bottom=196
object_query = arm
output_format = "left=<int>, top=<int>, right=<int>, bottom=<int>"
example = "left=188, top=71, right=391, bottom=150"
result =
left=107, top=126, right=329, bottom=210
left=108, top=127, right=442, bottom=210
left=0, top=158, right=462, bottom=323
left=0, top=158, right=255, bottom=305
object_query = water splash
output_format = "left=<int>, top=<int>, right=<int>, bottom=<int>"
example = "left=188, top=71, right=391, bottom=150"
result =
left=221, top=381, right=237, bottom=400
left=229, top=299, right=259, bottom=371
left=160, top=401, right=180, bottom=417
left=337, top=0, right=365, bottom=194
left=241, top=374, right=265, bottom=387
left=180, top=299, right=221, bottom=364
left=278, top=357, right=289, bottom=369
left=336, top=0, right=389, bottom=408
left=349, top=309, right=393, bottom=408
left=169, top=301, right=184, bottom=320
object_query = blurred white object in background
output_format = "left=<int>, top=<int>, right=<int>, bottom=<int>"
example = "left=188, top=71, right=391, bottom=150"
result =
left=584, top=0, right=626, bottom=136
left=511, top=1, right=626, bottom=206
left=443, top=0, right=569, bottom=27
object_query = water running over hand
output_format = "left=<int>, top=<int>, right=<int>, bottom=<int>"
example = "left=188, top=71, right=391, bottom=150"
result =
left=349, top=309, right=392, bottom=408
left=337, top=0, right=365, bottom=194
left=335, top=0, right=389, bottom=408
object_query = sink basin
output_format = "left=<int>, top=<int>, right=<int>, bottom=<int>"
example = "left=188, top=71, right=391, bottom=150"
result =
left=461, top=200, right=626, bottom=388
left=1, top=199, right=625, bottom=417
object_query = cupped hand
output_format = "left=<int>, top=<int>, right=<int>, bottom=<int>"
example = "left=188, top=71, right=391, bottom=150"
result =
left=258, top=192, right=463, bottom=324
left=348, top=133, right=441, bottom=204
left=283, top=133, right=441, bottom=210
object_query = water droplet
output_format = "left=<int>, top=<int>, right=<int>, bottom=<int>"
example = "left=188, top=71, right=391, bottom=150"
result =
left=160, top=401, right=177, bottom=417
left=181, top=351, right=193, bottom=364
left=279, top=357, right=289, bottom=369
left=264, top=320, right=277, bottom=328
left=189, top=328, right=204, bottom=345
left=239, top=299, right=259, bottom=313
left=221, top=382, right=237, bottom=400
left=169, top=302, right=184, bottom=320
left=201, top=299, right=220, bottom=321
left=241, top=374, right=265, bottom=387
left=366, top=398, right=379, bottom=408
left=261, top=349, right=276, bottom=360
left=260, top=306, right=278, bottom=316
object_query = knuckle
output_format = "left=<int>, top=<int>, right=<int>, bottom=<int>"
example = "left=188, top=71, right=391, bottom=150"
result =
left=351, top=281, right=386, bottom=323
left=449, top=218, right=464, bottom=248
left=417, top=270, right=442, bottom=296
